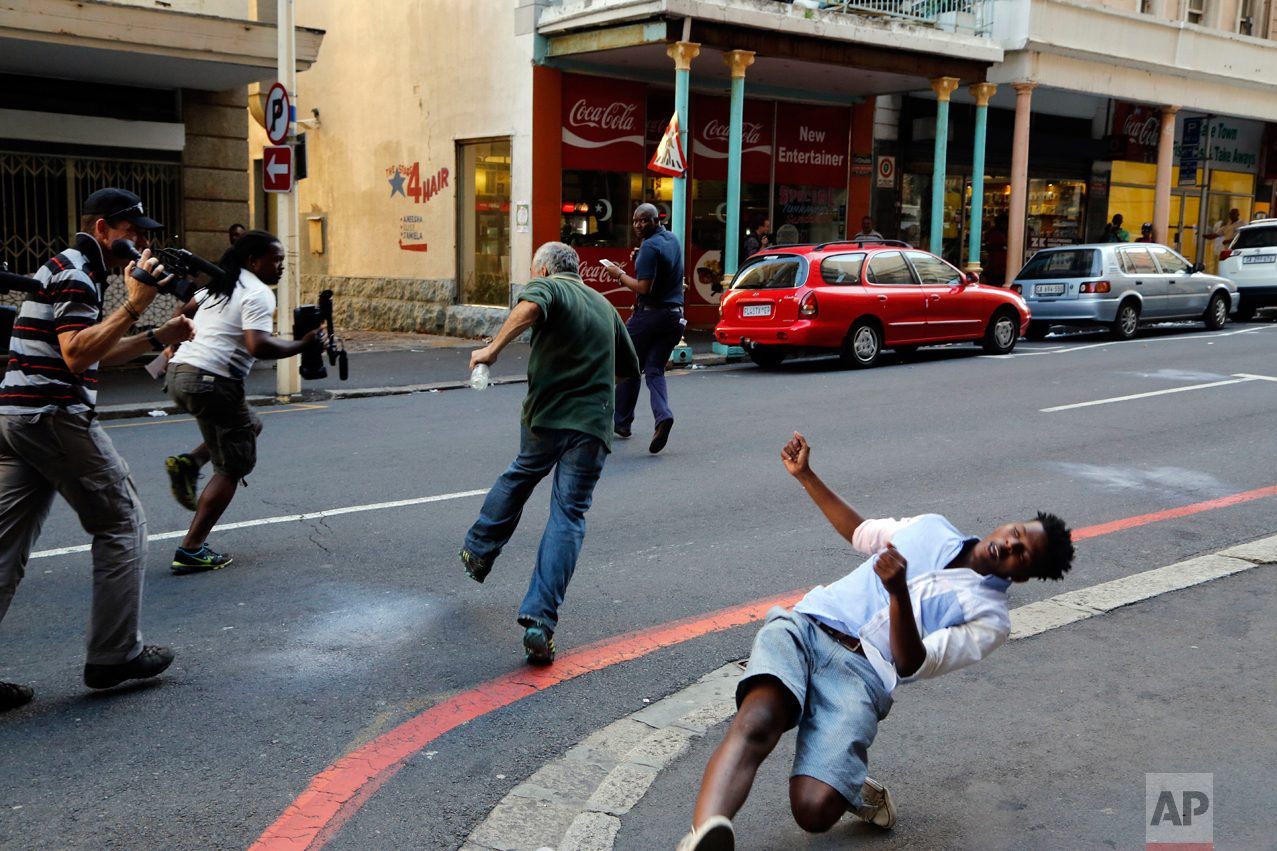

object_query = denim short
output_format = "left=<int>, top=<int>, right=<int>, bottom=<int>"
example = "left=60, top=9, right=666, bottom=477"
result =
left=736, top=607, right=894, bottom=808
left=168, top=365, right=261, bottom=479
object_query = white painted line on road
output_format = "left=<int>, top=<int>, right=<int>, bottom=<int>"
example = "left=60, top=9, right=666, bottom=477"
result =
left=987, top=324, right=1276, bottom=359
left=1040, top=377, right=1260, bottom=412
left=29, top=488, right=490, bottom=561
left=1234, top=372, right=1277, bottom=382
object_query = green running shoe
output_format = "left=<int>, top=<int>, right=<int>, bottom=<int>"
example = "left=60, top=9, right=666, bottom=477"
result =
left=459, top=548, right=492, bottom=584
left=165, top=454, right=200, bottom=511
left=172, top=544, right=233, bottom=575
left=523, top=625, right=555, bottom=665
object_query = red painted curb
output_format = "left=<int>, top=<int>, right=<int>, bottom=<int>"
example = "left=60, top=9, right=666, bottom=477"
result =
left=248, top=589, right=807, bottom=851
left=1071, top=485, right=1277, bottom=540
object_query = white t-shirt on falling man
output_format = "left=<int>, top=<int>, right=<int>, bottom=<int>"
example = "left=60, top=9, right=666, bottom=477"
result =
left=171, top=269, right=276, bottom=381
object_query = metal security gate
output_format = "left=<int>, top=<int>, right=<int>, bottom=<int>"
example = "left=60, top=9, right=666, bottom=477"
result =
left=1, top=151, right=183, bottom=324
left=1, top=152, right=182, bottom=276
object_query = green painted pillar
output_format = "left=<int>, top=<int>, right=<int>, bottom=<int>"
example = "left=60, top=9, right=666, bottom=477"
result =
left=929, top=77, right=959, bottom=256
left=722, top=50, right=755, bottom=276
left=967, top=83, right=997, bottom=273
left=667, top=42, right=699, bottom=251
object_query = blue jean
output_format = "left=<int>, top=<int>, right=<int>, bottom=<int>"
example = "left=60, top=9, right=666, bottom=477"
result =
left=615, top=309, right=683, bottom=432
left=463, top=426, right=607, bottom=631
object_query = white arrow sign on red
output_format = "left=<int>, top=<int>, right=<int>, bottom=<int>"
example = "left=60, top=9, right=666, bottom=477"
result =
left=263, top=145, right=293, bottom=193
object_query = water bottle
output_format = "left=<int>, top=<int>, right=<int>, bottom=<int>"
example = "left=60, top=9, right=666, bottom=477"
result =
left=469, top=363, right=490, bottom=391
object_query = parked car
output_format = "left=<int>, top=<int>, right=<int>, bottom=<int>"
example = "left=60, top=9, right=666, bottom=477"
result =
left=1012, top=243, right=1238, bottom=340
left=714, top=240, right=1030, bottom=368
left=1218, top=220, right=1277, bottom=320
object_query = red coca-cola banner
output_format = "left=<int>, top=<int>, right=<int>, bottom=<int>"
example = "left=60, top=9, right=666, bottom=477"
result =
left=576, top=247, right=637, bottom=309
left=646, top=92, right=675, bottom=177
left=691, top=95, right=774, bottom=183
left=773, top=103, right=851, bottom=187
left=1111, top=102, right=1161, bottom=163
left=562, top=74, right=646, bottom=172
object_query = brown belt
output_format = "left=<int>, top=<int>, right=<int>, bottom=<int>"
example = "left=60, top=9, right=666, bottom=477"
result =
left=811, top=617, right=866, bottom=657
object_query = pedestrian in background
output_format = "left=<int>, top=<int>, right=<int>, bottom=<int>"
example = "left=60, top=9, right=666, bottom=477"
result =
left=163, top=230, right=320, bottom=574
left=852, top=216, right=883, bottom=241
left=1136, top=222, right=1155, bottom=243
left=228, top=223, right=246, bottom=246
left=743, top=218, right=771, bottom=260
left=460, top=242, right=639, bottom=664
left=985, top=213, right=1009, bottom=286
left=0, top=188, right=195, bottom=711
left=604, top=203, right=685, bottom=454
left=1103, top=214, right=1130, bottom=243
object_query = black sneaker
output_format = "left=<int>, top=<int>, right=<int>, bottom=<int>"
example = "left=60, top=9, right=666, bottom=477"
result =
left=83, top=645, right=175, bottom=690
left=650, top=418, right=673, bottom=454
left=171, top=544, right=233, bottom=575
left=0, top=682, right=34, bottom=712
left=614, top=426, right=632, bottom=439
left=459, top=548, right=492, bottom=584
left=523, top=625, right=555, bottom=665
left=165, top=454, right=200, bottom=511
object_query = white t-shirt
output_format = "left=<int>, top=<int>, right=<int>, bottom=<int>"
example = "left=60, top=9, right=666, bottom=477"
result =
left=171, top=269, right=276, bottom=380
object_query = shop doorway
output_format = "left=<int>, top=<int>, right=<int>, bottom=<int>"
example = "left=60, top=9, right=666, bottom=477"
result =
left=456, top=138, right=512, bottom=306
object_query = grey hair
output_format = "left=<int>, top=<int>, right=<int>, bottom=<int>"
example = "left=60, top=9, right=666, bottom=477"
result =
left=532, top=241, right=580, bottom=276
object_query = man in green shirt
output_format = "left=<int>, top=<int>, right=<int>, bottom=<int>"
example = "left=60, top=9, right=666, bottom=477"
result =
left=460, top=242, right=640, bottom=664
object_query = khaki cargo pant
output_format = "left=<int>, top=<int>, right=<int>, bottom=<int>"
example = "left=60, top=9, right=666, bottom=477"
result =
left=0, top=410, right=146, bottom=665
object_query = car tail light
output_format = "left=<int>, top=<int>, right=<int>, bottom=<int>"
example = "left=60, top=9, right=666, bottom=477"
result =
left=1079, top=281, right=1111, bottom=294
left=799, top=290, right=818, bottom=317
left=1219, top=249, right=1234, bottom=261
left=1010, top=283, right=1022, bottom=294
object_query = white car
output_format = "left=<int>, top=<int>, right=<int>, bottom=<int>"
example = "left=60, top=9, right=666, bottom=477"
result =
left=1218, top=220, right=1277, bottom=320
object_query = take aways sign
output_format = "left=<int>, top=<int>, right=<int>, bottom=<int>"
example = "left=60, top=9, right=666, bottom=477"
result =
left=774, top=103, right=851, bottom=186
left=562, top=74, right=645, bottom=172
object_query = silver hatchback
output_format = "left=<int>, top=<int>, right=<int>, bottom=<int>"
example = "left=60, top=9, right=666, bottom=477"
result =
left=1013, top=243, right=1238, bottom=340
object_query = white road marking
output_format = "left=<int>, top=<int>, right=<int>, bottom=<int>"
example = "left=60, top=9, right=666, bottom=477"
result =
left=1235, top=372, right=1277, bottom=382
left=29, top=488, right=490, bottom=560
left=1040, top=377, right=1259, bottom=412
left=985, top=323, right=1276, bottom=359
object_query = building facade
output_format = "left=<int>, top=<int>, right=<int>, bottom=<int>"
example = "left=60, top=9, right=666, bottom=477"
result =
left=0, top=0, right=322, bottom=322
left=273, top=0, right=1277, bottom=333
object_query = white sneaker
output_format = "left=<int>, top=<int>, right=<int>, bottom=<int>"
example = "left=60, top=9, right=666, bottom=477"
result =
left=675, top=815, right=735, bottom=851
left=854, top=777, right=897, bottom=829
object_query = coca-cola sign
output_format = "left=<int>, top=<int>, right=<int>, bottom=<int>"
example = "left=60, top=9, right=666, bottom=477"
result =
left=575, top=248, right=636, bottom=308
left=691, top=94, right=774, bottom=183
left=568, top=99, right=639, bottom=132
left=1111, top=102, right=1161, bottom=163
left=561, top=74, right=646, bottom=172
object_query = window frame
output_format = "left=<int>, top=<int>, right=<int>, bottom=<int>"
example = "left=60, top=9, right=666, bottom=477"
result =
left=729, top=253, right=810, bottom=291
left=818, top=252, right=868, bottom=286
left=1117, top=246, right=1159, bottom=275
left=903, top=250, right=965, bottom=286
left=1149, top=245, right=1191, bottom=274
left=865, top=250, right=921, bottom=287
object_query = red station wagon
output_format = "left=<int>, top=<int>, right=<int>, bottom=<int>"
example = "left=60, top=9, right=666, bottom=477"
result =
left=714, top=241, right=1031, bottom=368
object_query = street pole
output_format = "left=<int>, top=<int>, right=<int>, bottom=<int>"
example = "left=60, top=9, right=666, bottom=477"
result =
left=966, top=83, right=996, bottom=274
left=667, top=41, right=699, bottom=259
left=929, top=77, right=959, bottom=256
left=276, top=0, right=301, bottom=399
left=722, top=50, right=755, bottom=278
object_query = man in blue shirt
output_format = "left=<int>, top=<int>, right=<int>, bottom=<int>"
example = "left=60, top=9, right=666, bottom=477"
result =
left=604, top=203, right=685, bottom=454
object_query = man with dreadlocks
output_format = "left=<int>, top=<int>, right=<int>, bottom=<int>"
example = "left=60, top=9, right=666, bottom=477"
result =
left=163, top=229, right=319, bottom=574
left=675, top=432, right=1076, bottom=851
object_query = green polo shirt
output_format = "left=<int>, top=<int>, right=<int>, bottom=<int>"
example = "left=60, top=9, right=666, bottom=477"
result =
left=517, top=273, right=640, bottom=451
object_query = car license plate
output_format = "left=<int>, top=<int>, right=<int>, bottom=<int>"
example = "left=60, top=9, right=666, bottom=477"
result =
left=1035, top=283, right=1066, bottom=296
left=742, top=304, right=772, bottom=317
left=1243, top=254, right=1276, bottom=264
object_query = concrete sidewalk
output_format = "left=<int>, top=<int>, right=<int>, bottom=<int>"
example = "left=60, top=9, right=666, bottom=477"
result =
left=94, top=327, right=731, bottom=419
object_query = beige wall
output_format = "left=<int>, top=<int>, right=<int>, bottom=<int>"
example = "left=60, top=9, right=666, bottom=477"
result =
left=281, top=0, right=534, bottom=290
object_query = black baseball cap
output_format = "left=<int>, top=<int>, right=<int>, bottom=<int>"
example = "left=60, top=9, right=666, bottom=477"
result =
left=82, top=188, right=163, bottom=229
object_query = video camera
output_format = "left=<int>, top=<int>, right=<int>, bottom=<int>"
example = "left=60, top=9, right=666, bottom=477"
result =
left=0, top=261, right=37, bottom=354
left=114, top=239, right=217, bottom=303
left=292, top=289, right=348, bottom=381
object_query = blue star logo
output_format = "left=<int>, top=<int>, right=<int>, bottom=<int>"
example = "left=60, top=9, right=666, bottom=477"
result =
left=388, top=167, right=406, bottom=197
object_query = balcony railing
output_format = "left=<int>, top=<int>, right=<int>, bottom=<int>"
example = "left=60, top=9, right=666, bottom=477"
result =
left=802, top=0, right=994, bottom=36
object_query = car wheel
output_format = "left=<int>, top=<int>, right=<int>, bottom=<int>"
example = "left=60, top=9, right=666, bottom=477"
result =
left=1233, top=303, right=1256, bottom=322
left=1204, top=292, right=1229, bottom=331
left=746, top=344, right=787, bottom=369
left=982, top=309, right=1020, bottom=355
left=840, top=320, right=882, bottom=369
left=1110, top=300, right=1140, bottom=340
left=1025, top=321, right=1051, bottom=341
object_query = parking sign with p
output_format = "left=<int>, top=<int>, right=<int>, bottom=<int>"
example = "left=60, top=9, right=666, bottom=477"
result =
left=265, top=83, right=291, bottom=146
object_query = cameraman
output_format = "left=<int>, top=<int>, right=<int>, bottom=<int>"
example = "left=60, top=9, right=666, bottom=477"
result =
left=162, top=230, right=319, bottom=574
left=0, top=188, right=196, bottom=712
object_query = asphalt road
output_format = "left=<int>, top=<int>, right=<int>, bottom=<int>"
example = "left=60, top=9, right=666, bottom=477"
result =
left=2, top=319, right=1276, bottom=850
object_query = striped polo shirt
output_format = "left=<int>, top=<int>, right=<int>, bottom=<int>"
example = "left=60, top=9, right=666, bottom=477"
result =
left=0, top=233, right=107, bottom=415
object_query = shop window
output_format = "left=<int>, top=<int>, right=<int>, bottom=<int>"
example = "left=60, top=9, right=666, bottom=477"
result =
left=774, top=184, right=848, bottom=246
left=457, top=139, right=511, bottom=306
left=1027, top=179, right=1086, bottom=251
left=689, top=180, right=770, bottom=254
left=560, top=170, right=639, bottom=249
